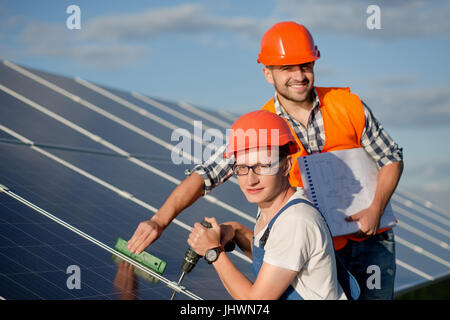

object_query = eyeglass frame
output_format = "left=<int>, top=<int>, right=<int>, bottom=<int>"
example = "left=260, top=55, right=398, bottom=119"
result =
left=232, top=157, right=286, bottom=176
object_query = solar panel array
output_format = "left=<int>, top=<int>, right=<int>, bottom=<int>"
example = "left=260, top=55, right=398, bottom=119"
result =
left=0, top=60, right=448, bottom=300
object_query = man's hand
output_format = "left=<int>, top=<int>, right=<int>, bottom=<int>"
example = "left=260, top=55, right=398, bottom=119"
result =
left=128, top=218, right=164, bottom=254
left=346, top=161, right=403, bottom=238
left=188, top=217, right=221, bottom=256
left=346, top=206, right=382, bottom=237
left=219, top=222, right=236, bottom=246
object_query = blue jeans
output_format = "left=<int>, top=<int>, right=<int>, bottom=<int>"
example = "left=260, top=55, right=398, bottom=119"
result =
left=335, top=229, right=396, bottom=300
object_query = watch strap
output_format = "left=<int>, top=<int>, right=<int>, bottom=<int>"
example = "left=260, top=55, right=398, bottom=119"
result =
left=205, top=245, right=224, bottom=264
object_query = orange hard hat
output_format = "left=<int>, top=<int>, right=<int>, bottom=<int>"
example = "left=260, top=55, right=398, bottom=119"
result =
left=224, top=110, right=300, bottom=158
left=257, top=21, right=320, bottom=66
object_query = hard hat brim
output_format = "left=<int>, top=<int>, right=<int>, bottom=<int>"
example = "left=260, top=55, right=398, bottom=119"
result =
left=257, top=50, right=320, bottom=66
left=223, top=141, right=300, bottom=159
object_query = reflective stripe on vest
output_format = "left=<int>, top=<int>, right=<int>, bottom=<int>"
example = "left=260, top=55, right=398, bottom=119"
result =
left=261, top=87, right=389, bottom=250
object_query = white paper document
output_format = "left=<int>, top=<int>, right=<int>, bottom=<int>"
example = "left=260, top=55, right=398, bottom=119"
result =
left=298, top=148, right=397, bottom=237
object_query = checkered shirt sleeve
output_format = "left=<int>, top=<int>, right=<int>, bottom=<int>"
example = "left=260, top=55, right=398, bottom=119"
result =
left=185, top=143, right=234, bottom=195
left=360, top=101, right=403, bottom=168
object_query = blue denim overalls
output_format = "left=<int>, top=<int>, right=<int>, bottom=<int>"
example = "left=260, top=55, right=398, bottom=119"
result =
left=251, top=198, right=360, bottom=300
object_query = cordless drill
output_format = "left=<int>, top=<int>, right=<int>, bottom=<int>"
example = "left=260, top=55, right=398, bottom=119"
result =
left=170, top=218, right=235, bottom=300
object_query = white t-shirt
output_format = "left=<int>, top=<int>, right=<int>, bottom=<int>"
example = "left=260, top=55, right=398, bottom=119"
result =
left=253, top=188, right=347, bottom=300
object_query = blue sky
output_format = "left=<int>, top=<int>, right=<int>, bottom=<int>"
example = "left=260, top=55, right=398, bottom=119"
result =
left=1, top=0, right=450, bottom=210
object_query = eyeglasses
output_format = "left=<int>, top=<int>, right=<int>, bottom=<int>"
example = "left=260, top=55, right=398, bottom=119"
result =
left=233, top=158, right=282, bottom=176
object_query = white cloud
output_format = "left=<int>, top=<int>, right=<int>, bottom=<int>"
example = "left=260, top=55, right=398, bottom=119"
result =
left=19, top=22, right=70, bottom=53
left=274, top=0, right=450, bottom=39
left=80, top=4, right=207, bottom=41
left=6, top=3, right=270, bottom=69
left=79, top=4, right=267, bottom=42
left=68, top=44, right=149, bottom=69
left=422, top=183, right=449, bottom=193
left=15, top=20, right=149, bottom=69
left=314, top=65, right=340, bottom=78
left=4, top=1, right=450, bottom=70
left=363, top=86, right=450, bottom=126
left=367, top=74, right=417, bottom=88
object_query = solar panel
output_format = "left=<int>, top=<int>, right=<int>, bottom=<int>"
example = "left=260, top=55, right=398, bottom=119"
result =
left=0, top=189, right=195, bottom=300
left=0, top=59, right=448, bottom=299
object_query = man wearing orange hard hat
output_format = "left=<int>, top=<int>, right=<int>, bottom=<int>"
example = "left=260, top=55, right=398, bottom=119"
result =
left=187, top=110, right=354, bottom=300
left=128, top=21, right=403, bottom=300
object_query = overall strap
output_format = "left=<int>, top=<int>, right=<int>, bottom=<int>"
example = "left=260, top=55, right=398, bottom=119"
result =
left=257, top=196, right=361, bottom=300
left=259, top=198, right=315, bottom=248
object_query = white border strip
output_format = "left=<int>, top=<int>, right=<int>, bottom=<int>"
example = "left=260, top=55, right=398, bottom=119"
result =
left=392, top=195, right=450, bottom=227
left=2, top=61, right=198, bottom=163
left=396, top=189, right=450, bottom=218
left=393, top=204, right=450, bottom=238
left=218, top=110, right=239, bottom=122
left=396, top=259, right=435, bottom=281
left=74, top=79, right=244, bottom=188
left=73, top=78, right=240, bottom=189
left=178, top=101, right=232, bottom=129
left=131, top=91, right=211, bottom=129
left=396, top=236, right=450, bottom=268
left=397, top=220, right=449, bottom=250
left=74, top=77, right=206, bottom=146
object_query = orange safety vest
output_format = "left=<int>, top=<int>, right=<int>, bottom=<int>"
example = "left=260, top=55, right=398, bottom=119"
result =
left=261, top=86, right=391, bottom=250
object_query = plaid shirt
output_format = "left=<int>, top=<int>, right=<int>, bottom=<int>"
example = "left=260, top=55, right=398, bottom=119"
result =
left=187, top=89, right=403, bottom=194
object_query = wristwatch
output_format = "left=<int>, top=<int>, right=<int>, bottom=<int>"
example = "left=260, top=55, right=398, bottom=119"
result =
left=204, top=245, right=224, bottom=264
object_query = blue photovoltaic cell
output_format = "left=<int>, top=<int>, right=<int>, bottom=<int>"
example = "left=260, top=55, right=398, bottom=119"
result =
left=4, top=64, right=211, bottom=156
left=0, top=61, right=448, bottom=300
left=0, top=92, right=111, bottom=154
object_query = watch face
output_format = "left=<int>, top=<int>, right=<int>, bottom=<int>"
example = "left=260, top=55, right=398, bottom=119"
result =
left=206, top=249, right=218, bottom=262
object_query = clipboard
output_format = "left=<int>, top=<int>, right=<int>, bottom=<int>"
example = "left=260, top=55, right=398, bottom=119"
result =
left=298, top=148, right=397, bottom=237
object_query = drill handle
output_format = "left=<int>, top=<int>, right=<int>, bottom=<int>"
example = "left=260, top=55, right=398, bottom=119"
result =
left=200, top=219, right=212, bottom=229
left=201, top=218, right=235, bottom=252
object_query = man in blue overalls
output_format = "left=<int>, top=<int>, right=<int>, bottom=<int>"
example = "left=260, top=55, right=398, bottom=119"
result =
left=188, top=110, right=347, bottom=299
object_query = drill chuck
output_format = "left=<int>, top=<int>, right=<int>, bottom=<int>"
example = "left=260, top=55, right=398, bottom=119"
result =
left=181, top=247, right=202, bottom=273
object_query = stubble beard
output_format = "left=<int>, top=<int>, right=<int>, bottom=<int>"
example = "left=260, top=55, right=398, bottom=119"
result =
left=275, top=79, right=314, bottom=104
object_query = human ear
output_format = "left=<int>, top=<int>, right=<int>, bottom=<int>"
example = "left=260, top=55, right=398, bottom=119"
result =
left=283, top=156, right=292, bottom=176
left=262, top=67, right=274, bottom=85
